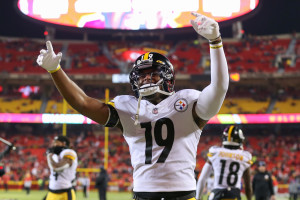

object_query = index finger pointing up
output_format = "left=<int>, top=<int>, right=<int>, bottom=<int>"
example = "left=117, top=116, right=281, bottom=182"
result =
left=46, top=41, right=53, bottom=52
left=191, top=12, right=202, bottom=18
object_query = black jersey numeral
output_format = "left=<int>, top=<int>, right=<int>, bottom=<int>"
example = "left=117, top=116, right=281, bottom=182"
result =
left=219, top=159, right=240, bottom=186
left=141, top=118, right=175, bottom=164
left=54, top=172, right=59, bottom=180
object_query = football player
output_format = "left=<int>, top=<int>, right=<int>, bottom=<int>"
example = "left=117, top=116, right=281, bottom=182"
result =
left=0, top=138, right=15, bottom=177
left=37, top=12, right=229, bottom=200
left=45, top=136, right=78, bottom=200
left=196, top=126, right=252, bottom=200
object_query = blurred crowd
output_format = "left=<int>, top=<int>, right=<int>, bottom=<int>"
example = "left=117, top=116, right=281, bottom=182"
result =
left=0, top=123, right=298, bottom=193
left=0, top=33, right=299, bottom=75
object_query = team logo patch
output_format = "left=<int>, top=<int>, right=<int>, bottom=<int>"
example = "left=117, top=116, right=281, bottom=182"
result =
left=174, top=98, right=188, bottom=112
left=152, top=108, right=158, bottom=114
left=264, top=175, right=269, bottom=180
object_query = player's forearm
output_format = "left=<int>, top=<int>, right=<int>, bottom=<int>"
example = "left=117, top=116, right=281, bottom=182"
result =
left=196, top=44, right=228, bottom=120
left=47, top=154, right=70, bottom=170
left=243, top=168, right=252, bottom=200
left=47, top=154, right=54, bottom=169
left=245, top=185, right=252, bottom=200
left=209, top=40, right=229, bottom=91
left=50, top=69, right=89, bottom=113
left=0, top=146, right=11, bottom=160
left=245, top=192, right=252, bottom=200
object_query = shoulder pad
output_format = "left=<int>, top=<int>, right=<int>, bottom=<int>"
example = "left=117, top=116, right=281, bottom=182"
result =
left=61, top=149, right=77, bottom=160
left=243, top=150, right=253, bottom=164
left=207, top=146, right=219, bottom=157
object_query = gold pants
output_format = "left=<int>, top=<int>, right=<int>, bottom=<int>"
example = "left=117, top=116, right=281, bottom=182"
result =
left=45, top=189, right=76, bottom=200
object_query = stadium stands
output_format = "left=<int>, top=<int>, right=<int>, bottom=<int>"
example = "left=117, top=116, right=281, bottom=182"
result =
left=0, top=35, right=299, bottom=75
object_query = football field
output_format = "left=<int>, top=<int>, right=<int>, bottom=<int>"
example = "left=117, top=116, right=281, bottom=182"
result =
left=0, top=190, right=132, bottom=200
left=0, top=190, right=289, bottom=200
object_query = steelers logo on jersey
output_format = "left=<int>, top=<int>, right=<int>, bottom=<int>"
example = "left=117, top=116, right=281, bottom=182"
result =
left=174, top=98, right=188, bottom=112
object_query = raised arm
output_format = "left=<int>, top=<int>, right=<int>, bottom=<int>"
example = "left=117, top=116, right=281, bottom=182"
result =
left=36, top=41, right=109, bottom=125
left=190, top=13, right=229, bottom=125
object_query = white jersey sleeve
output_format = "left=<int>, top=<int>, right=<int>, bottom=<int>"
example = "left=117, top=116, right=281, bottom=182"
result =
left=49, top=149, right=78, bottom=190
left=113, top=89, right=203, bottom=192
left=207, top=146, right=252, bottom=189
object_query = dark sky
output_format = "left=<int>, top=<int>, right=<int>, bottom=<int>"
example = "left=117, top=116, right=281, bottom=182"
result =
left=0, top=0, right=300, bottom=40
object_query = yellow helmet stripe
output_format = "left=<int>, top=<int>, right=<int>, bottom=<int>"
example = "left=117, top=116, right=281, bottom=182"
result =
left=228, top=125, right=235, bottom=142
left=143, top=52, right=150, bottom=60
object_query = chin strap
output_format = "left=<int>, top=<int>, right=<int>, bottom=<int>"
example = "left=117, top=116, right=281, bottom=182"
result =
left=134, top=95, right=143, bottom=125
left=134, top=89, right=174, bottom=126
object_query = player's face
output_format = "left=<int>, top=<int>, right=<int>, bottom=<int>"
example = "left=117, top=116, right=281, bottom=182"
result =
left=258, top=165, right=266, bottom=172
left=138, top=68, right=160, bottom=87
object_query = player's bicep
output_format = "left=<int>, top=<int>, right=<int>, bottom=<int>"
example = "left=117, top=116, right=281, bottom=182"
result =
left=192, top=102, right=208, bottom=130
left=242, top=167, right=251, bottom=184
left=79, top=96, right=110, bottom=125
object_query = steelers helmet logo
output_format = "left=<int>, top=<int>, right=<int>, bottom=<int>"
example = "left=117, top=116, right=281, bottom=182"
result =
left=174, top=98, right=188, bottom=112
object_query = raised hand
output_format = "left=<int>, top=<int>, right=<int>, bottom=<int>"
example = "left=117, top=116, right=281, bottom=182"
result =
left=190, top=12, right=220, bottom=41
left=36, top=41, right=62, bottom=72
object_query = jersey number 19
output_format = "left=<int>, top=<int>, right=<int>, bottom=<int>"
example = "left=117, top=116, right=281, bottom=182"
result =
left=141, top=118, right=174, bottom=164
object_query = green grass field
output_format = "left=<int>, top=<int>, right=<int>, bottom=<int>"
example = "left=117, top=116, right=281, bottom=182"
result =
left=0, top=190, right=132, bottom=200
left=0, top=190, right=289, bottom=200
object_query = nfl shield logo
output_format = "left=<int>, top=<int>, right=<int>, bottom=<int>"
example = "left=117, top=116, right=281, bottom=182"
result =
left=152, top=108, right=158, bottom=114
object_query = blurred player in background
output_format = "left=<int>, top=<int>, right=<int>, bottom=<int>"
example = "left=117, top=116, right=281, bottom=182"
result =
left=45, top=136, right=78, bottom=200
left=196, top=126, right=252, bottom=200
left=95, top=167, right=109, bottom=200
left=0, top=138, right=15, bottom=178
left=37, top=12, right=229, bottom=200
left=252, top=161, right=276, bottom=200
left=78, top=172, right=90, bottom=199
left=23, top=171, right=32, bottom=195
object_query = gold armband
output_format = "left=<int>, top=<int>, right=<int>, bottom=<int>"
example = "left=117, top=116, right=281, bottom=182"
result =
left=210, top=44, right=223, bottom=49
left=48, top=65, right=61, bottom=73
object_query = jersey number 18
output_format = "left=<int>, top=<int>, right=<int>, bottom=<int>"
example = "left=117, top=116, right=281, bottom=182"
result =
left=219, top=159, right=240, bottom=186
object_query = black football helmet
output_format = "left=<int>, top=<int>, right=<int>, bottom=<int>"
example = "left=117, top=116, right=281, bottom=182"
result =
left=129, top=52, right=175, bottom=97
left=222, top=125, right=245, bottom=147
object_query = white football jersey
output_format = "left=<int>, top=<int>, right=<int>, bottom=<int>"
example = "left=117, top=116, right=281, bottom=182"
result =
left=113, top=89, right=202, bottom=192
left=207, top=146, right=252, bottom=189
left=49, top=149, right=78, bottom=190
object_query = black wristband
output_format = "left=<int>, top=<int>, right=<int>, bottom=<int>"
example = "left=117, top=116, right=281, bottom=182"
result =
left=209, top=35, right=222, bottom=44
